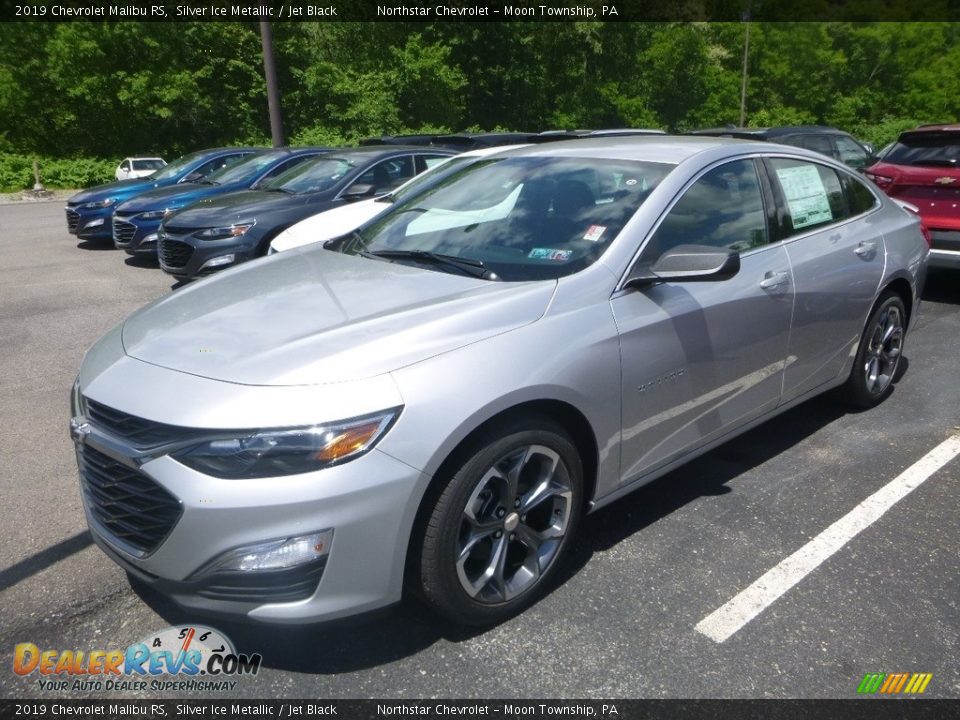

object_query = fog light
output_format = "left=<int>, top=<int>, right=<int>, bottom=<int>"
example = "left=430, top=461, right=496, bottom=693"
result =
left=193, top=529, right=333, bottom=577
left=199, top=254, right=235, bottom=270
left=142, top=233, right=158, bottom=245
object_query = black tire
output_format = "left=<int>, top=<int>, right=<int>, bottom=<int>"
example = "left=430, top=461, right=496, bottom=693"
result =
left=416, top=415, right=583, bottom=626
left=841, top=292, right=906, bottom=408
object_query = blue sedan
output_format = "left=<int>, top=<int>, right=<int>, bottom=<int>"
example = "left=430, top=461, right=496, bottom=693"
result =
left=65, top=147, right=261, bottom=242
left=112, top=147, right=330, bottom=257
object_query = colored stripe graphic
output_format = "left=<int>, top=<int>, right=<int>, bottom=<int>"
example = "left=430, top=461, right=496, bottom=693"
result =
left=857, top=673, right=932, bottom=694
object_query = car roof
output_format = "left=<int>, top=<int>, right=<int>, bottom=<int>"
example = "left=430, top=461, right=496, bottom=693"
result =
left=320, top=145, right=457, bottom=160
left=689, top=125, right=849, bottom=139
left=910, top=123, right=960, bottom=132
left=124, top=156, right=165, bottom=161
left=500, top=135, right=761, bottom=164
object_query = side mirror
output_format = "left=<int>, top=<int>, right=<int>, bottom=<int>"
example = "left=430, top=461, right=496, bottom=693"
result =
left=180, top=171, right=204, bottom=184
left=342, top=183, right=376, bottom=201
left=626, top=245, right=740, bottom=288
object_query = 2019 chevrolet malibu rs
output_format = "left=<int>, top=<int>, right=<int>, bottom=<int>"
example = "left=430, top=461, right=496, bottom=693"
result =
left=70, top=137, right=928, bottom=626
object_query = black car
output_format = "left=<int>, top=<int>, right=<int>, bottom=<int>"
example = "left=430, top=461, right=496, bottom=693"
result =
left=688, top=126, right=876, bottom=169
left=157, top=145, right=456, bottom=280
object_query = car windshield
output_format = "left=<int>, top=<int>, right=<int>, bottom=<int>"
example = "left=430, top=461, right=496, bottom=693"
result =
left=151, top=151, right=208, bottom=181
left=260, top=156, right=356, bottom=194
left=131, top=159, right=165, bottom=171
left=885, top=132, right=960, bottom=168
left=205, top=150, right=287, bottom=185
left=345, top=155, right=671, bottom=281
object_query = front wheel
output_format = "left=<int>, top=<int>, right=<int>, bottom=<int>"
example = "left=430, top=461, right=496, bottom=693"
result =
left=416, top=417, right=583, bottom=625
left=841, top=293, right=906, bottom=408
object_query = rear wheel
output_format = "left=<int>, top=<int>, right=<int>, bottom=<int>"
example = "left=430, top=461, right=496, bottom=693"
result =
left=416, top=417, right=583, bottom=625
left=841, top=292, right=906, bottom=408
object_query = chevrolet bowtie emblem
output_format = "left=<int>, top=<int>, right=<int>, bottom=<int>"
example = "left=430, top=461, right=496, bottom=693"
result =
left=70, top=419, right=92, bottom=444
left=934, top=177, right=956, bottom=185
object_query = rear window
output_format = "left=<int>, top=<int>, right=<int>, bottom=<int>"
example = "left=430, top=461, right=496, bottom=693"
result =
left=131, top=159, right=165, bottom=171
left=884, top=132, right=960, bottom=168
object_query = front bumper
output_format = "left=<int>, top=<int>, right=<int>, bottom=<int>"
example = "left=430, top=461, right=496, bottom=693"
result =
left=66, top=205, right=113, bottom=240
left=74, top=418, right=425, bottom=623
left=113, top=213, right=161, bottom=255
left=158, top=229, right=260, bottom=279
left=72, top=344, right=422, bottom=623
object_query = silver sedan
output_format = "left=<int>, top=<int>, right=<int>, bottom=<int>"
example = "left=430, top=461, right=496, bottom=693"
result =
left=71, top=137, right=928, bottom=625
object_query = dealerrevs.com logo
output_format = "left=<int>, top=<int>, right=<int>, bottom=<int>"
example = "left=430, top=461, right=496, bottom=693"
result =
left=13, top=625, right=261, bottom=692
left=857, top=672, right=933, bottom=695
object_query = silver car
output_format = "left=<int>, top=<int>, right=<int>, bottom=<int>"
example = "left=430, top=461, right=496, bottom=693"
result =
left=71, top=137, right=928, bottom=625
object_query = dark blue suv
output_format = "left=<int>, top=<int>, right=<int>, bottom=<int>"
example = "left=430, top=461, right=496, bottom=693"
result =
left=65, top=147, right=261, bottom=242
left=113, top=147, right=330, bottom=257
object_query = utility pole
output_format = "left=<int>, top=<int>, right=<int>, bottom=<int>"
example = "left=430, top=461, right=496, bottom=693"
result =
left=739, top=2, right=751, bottom=127
left=259, top=21, right=285, bottom=147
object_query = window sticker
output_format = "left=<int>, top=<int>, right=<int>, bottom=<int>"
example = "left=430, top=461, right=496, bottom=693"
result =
left=583, top=225, right=606, bottom=242
left=529, top=248, right=572, bottom=261
left=775, top=164, right=833, bottom=229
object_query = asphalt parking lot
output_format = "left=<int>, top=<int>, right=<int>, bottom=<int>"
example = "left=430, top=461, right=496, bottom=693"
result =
left=1, top=200, right=958, bottom=700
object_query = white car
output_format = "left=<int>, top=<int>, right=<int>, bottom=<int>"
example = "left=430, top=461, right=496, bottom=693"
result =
left=115, top=157, right=166, bottom=181
left=268, top=145, right=529, bottom=254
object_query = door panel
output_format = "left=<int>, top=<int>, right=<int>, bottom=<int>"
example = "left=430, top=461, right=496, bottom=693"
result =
left=765, top=158, right=885, bottom=400
left=612, top=158, right=793, bottom=483
left=612, top=244, right=793, bottom=480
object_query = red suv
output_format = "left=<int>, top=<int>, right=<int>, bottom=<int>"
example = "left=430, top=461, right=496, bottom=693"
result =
left=865, top=124, right=960, bottom=268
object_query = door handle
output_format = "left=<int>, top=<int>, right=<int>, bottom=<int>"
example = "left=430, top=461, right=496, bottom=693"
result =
left=759, top=270, right=789, bottom=289
left=854, top=241, right=877, bottom=256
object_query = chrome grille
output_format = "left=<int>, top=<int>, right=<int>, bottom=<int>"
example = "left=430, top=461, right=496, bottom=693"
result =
left=85, top=398, right=182, bottom=446
left=66, top=208, right=80, bottom=232
left=78, top=444, right=182, bottom=555
left=159, top=239, right=193, bottom=269
left=112, top=218, right=137, bottom=245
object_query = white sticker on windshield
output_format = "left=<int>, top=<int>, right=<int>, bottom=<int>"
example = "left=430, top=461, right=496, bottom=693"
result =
left=529, top=248, right=572, bottom=262
left=583, top=225, right=606, bottom=242
left=776, top=165, right=834, bottom=229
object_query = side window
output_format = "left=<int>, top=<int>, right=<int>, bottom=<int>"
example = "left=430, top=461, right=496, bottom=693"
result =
left=842, top=173, right=880, bottom=216
left=769, top=158, right=849, bottom=237
left=787, top=134, right=835, bottom=157
left=644, top=159, right=768, bottom=260
left=195, top=153, right=249, bottom=178
left=259, top=155, right=315, bottom=183
left=835, top=136, right=871, bottom=169
left=353, top=156, right=416, bottom=194
left=420, top=154, right=451, bottom=171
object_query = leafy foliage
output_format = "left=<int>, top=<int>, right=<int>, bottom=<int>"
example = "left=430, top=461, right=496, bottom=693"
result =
left=1, top=21, right=957, bottom=169
left=0, top=154, right=114, bottom=192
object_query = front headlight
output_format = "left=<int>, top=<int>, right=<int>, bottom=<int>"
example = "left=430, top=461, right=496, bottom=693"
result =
left=81, top=198, right=116, bottom=209
left=138, top=208, right=172, bottom=220
left=171, top=408, right=401, bottom=479
left=194, top=221, right=256, bottom=241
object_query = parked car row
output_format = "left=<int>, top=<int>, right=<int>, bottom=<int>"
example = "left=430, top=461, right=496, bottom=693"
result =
left=70, top=130, right=930, bottom=627
left=65, top=130, right=668, bottom=281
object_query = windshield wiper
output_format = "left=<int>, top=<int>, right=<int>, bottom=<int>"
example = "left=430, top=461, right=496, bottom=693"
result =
left=264, top=186, right=296, bottom=194
left=198, top=179, right=220, bottom=186
left=360, top=249, right=498, bottom=280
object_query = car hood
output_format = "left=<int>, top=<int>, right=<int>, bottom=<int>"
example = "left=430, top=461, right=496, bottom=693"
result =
left=117, top=182, right=243, bottom=212
left=271, top=199, right=385, bottom=252
left=165, top=189, right=329, bottom=229
left=69, top=177, right=171, bottom=203
left=121, top=248, right=556, bottom=386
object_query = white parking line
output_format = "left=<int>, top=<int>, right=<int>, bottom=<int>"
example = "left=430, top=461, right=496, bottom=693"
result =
left=695, top=433, right=960, bottom=643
